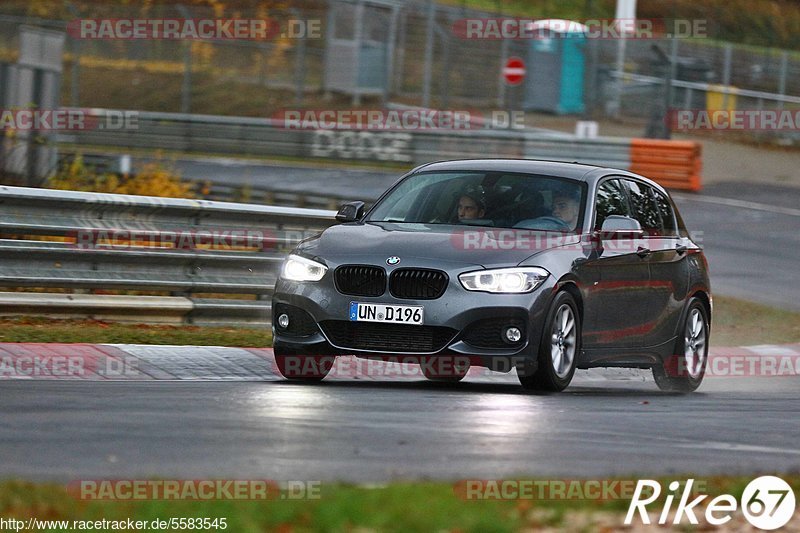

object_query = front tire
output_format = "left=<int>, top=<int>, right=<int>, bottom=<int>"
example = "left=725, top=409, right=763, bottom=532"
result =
left=273, top=346, right=334, bottom=382
left=653, top=298, right=708, bottom=393
left=518, top=291, right=580, bottom=392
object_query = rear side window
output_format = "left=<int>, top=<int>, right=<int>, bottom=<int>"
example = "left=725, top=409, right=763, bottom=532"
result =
left=624, top=180, right=662, bottom=236
left=652, top=189, right=678, bottom=236
left=594, top=179, right=630, bottom=231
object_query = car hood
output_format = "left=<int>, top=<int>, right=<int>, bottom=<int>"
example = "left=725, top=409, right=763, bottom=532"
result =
left=296, top=222, right=578, bottom=269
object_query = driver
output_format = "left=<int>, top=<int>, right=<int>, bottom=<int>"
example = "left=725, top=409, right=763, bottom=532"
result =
left=457, top=185, right=486, bottom=222
left=551, top=189, right=580, bottom=230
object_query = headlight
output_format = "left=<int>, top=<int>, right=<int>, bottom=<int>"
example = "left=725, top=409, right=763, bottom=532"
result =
left=459, top=267, right=549, bottom=293
left=281, top=254, right=328, bottom=282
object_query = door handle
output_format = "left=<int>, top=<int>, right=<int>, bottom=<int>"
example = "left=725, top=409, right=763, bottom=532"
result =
left=676, top=244, right=688, bottom=255
left=636, top=246, right=651, bottom=258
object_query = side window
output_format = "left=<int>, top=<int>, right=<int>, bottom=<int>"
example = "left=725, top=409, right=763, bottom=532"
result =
left=652, top=189, right=678, bottom=236
left=625, top=180, right=661, bottom=236
left=594, top=179, right=630, bottom=231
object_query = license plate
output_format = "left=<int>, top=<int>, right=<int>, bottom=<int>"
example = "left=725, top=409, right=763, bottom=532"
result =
left=349, top=302, right=424, bottom=325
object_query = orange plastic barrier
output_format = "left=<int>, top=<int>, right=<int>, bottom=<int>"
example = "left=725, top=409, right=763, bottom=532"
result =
left=629, top=139, right=702, bottom=192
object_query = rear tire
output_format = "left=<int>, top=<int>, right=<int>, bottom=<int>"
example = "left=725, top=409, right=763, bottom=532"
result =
left=653, top=298, right=708, bottom=393
left=518, top=291, right=580, bottom=392
left=273, top=346, right=334, bottom=382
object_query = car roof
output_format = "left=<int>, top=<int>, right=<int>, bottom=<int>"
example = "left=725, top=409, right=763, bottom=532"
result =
left=412, top=159, right=669, bottom=195
left=415, top=159, right=600, bottom=179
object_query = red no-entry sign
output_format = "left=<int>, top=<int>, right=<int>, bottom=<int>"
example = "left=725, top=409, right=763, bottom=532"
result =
left=502, top=57, right=526, bottom=86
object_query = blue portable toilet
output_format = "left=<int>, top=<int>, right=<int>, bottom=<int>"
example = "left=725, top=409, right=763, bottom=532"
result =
left=522, top=19, right=587, bottom=114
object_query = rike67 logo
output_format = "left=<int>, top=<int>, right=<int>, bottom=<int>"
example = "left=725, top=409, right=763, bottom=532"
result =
left=625, top=476, right=796, bottom=530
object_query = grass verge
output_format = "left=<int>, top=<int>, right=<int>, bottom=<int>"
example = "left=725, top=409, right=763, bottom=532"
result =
left=0, top=317, right=270, bottom=347
left=711, top=295, right=800, bottom=346
left=1, top=474, right=797, bottom=532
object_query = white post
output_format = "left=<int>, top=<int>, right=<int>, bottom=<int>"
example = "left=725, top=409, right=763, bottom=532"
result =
left=613, top=0, right=637, bottom=118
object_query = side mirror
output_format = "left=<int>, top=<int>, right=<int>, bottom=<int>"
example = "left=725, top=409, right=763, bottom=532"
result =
left=597, top=215, right=643, bottom=239
left=335, top=201, right=365, bottom=223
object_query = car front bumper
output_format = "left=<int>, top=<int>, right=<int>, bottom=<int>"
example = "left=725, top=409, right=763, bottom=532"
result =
left=271, top=272, right=557, bottom=370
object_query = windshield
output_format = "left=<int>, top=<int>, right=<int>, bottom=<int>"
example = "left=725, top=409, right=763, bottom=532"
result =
left=367, top=171, right=587, bottom=232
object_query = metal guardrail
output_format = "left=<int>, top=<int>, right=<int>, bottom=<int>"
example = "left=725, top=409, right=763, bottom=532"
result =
left=55, top=149, right=355, bottom=209
left=0, top=185, right=337, bottom=327
left=191, top=181, right=351, bottom=210
left=58, top=108, right=634, bottom=169
left=617, top=72, right=800, bottom=106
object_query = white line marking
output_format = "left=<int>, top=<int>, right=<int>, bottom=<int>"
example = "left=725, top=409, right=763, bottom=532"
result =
left=675, top=441, right=800, bottom=456
left=672, top=193, right=800, bottom=217
left=743, top=345, right=800, bottom=356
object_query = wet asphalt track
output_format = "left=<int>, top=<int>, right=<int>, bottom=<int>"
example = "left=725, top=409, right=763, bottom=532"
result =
left=1, top=365, right=799, bottom=482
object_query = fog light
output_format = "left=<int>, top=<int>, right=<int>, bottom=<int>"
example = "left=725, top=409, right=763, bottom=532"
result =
left=504, top=326, right=522, bottom=343
left=277, top=313, right=290, bottom=329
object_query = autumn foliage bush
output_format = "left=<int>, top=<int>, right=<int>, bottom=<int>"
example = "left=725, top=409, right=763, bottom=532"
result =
left=48, top=154, right=195, bottom=199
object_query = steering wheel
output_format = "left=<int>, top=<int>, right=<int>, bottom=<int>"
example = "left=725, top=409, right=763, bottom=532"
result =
left=513, top=216, right=571, bottom=231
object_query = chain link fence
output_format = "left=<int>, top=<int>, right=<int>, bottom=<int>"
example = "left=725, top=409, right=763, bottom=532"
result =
left=0, top=2, right=799, bottom=121
left=0, top=4, right=327, bottom=114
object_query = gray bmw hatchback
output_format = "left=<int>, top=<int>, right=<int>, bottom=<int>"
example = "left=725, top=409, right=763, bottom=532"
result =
left=272, top=159, right=711, bottom=392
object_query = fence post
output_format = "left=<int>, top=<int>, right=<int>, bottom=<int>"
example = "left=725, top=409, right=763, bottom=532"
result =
left=66, top=2, right=81, bottom=106
left=177, top=4, right=192, bottom=114
left=663, top=36, right=679, bottom=139
left=612, top=31, right=627, bottom=119
left=777, top=50, right=788, bottom=112
left=721, top=43, right=732, bottom=111
left=421, top=0, right=435, bottom=108
left=440, top=27, right=451, bottom=108
left=26, top=68, right=44, bottom=187
left=181, top=43, right=192, bottom=113
left=294, top=30, right=306, bottom=105
left=260, top=42, right=269, bottom=86
left=70, top=38, right=81, bottom=106
left=384, top=5, right=399, bottom=104
left=394, top=10, right=406, bottom=95
left=352, top=0, right=364, bottom=106
left=497, top=38, right=508, bottom=108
